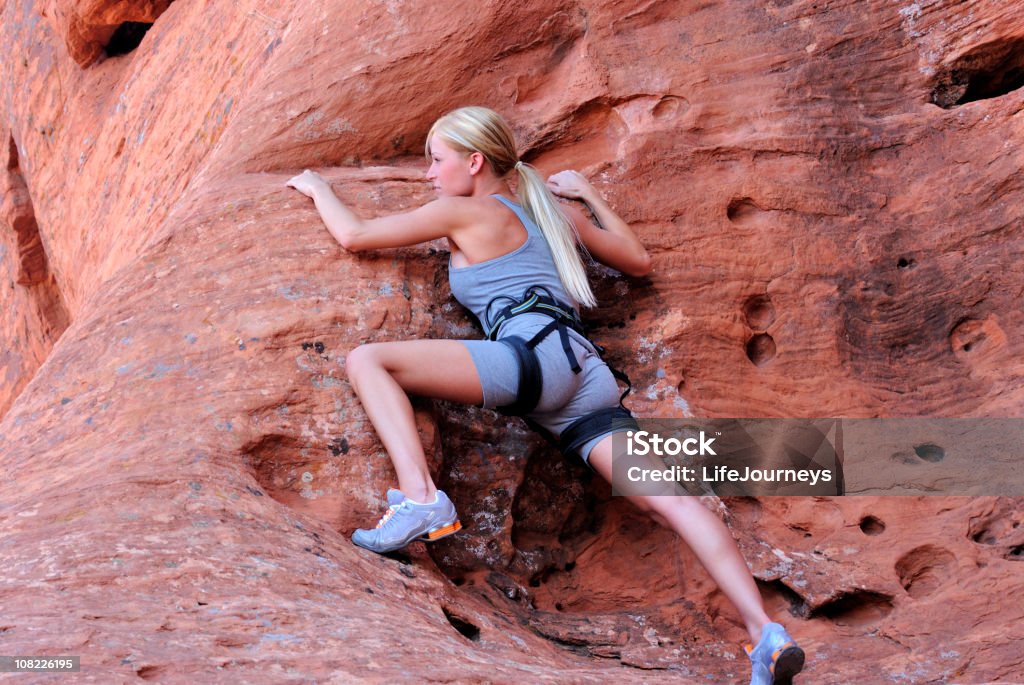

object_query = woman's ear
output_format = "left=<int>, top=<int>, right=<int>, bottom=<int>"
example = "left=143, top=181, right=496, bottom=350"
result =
left=468, top=151, right=486, bottom=175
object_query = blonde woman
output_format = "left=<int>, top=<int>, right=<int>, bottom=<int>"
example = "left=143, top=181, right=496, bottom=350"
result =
left=286, top=106, right=804, bottom=684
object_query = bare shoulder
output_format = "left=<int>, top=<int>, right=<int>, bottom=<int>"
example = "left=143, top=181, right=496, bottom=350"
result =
left=454, top=194, right=526, bottom=228
left=457, top=194, right=512, bottom=211
left=430, top=195, right=504, bottom=221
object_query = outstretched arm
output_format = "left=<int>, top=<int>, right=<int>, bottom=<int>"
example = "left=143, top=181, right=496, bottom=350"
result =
left=286, top=169, right=467, bottom=252
left=547, top=170, right=652, bottom=277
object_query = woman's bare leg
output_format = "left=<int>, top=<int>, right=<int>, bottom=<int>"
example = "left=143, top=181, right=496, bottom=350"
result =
left=344, top=340, right=484, bottom=503
left=587, top=434, right=773, bottom=645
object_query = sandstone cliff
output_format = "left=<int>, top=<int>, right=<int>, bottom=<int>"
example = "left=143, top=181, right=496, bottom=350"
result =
left=2, top=0, right=1023, bottom=681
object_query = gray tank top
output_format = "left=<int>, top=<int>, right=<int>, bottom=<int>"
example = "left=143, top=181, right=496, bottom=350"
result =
left=448, top=195, right=580, bottom=334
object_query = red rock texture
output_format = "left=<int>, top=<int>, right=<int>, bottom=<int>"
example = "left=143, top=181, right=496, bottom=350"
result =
left=1, top=127, right=69, bottom=416
left=41, top=0, right=175, bottom=67
left=2, top=0, right=1023, bottom=682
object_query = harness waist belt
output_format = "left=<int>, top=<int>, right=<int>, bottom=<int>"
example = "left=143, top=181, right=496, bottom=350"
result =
left=485, top=288, right=586, bottom=342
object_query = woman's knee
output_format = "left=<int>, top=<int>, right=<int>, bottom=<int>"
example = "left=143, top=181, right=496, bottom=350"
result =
left=344, top=343, right=384, bottom=382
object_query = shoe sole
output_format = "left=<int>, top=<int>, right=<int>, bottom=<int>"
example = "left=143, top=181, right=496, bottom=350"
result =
left=771, top=645, right=805, bottom=684
left=352, top=519, right=462, bottom=554
left=420, top=520, right=462, bottom=542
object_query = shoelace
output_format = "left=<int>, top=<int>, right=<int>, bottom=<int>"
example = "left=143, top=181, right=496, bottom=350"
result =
left=375, top=504, right=403, bottom=529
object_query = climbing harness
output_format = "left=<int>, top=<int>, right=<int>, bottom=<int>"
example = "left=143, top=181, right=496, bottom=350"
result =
left=482, top=285, right=639, bottom=458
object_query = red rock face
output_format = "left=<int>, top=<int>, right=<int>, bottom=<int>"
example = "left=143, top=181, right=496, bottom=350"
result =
left=1, top=130, right=69, bottom=414
left=2, top=0, right=1023, bottom=682
left=42, top=0, right=176, bottom=67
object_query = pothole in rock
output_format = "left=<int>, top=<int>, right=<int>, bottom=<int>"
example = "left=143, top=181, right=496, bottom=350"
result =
left=894, top=545, right=956, bottom=599
left=105, top=22, right=154, bottom=57
left=242, top=433, right=314, bottom=505
left=757, top=579, right=809, bottom=618
left=967, top=502, right=1024, bottom=562
left=949, top=317, right=1005, bottom=360
left=913, top=443, right=945, bottom=463
left=723, top=496, right=763, bottom=524
left=746, top=333, right=777, bottom=366
left=727, top=197, right=771, bottom=225
left=135, top=664, right=164, bottom=680
left=812, top=590, right=894, bottom=627
left=859, top=515, right=886, bottom=536
left=743, top=294, right=776, bottom=331
left=929, top=36, right=1024, bottom=108
left=652, top=95, right=687, bottom=120
left=891, top=443, right=945, bottom=465
left=442, top=606, right=481, bottom=642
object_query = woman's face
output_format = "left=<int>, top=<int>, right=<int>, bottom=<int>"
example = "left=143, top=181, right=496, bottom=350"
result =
left=426, top=136, right=474, bottom=196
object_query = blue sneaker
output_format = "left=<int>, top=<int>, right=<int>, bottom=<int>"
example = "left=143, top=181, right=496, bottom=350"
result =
left=352, top=489, right=462, bottom=553
left=745, top=622, right=805, bottom=685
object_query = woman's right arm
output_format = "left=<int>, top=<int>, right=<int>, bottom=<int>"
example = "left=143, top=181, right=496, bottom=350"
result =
left=286, top=169, right=470, bottom=252
left=547, top=170, right=652, bottom=277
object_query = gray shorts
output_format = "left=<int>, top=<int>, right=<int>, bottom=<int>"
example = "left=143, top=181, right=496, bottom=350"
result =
left=459, top=313, right=624, bottom=464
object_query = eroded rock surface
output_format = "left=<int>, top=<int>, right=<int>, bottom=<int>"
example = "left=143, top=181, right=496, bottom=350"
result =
left=2, top=0, right=1023, bottom=681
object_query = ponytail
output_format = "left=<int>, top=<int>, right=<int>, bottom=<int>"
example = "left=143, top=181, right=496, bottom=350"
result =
left=513, top=161, right=597, bottom=309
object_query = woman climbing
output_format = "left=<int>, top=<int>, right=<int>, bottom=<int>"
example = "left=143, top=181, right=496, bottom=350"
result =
left=285, top=106, right=805, bottom=684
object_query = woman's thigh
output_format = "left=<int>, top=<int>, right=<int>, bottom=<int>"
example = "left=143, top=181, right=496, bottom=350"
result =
left=346, top=340, right=485, bottom=405
left=588, top=435, right=686, bottom=504
left=459, top=338, right=520, bottom=409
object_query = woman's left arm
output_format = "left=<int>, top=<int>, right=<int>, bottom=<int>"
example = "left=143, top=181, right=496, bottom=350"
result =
left=286, top=169, right=468, bottom=251
left=547, top=170, right=652, bottom=277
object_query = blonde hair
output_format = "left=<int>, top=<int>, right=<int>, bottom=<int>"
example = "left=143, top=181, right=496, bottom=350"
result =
left=425, top=106, right=597, bottom=309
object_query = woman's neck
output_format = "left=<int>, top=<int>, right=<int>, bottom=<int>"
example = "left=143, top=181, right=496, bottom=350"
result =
left=470, top=176, right=511, bottom=199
